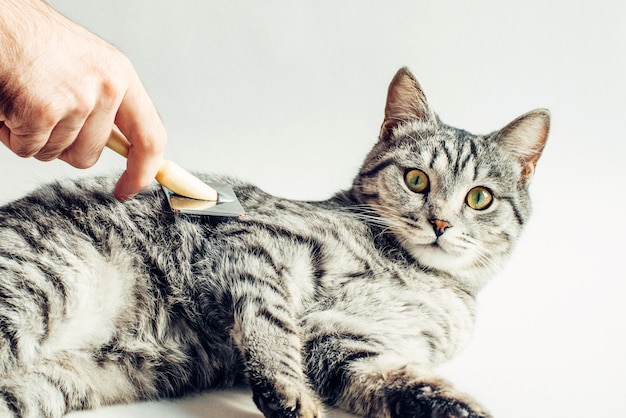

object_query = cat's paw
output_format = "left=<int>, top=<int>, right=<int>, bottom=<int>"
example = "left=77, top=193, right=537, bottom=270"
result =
left=252, top=378, right=323, bottom=418
left=388, top=384, right=492, bottom=418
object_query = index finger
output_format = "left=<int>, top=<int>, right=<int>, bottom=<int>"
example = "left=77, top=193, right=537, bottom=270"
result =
left=113, top=77, right=167, bottom=201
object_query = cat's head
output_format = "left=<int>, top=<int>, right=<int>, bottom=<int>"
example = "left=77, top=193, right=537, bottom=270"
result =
left=353, top=67, right=549, bottom=290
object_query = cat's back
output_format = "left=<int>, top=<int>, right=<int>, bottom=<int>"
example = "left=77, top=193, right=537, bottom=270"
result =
left=0, top=174, right=375, bottom=281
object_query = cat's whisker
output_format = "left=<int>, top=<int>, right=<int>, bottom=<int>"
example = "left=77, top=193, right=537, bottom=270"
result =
left=344, top=204, right=409, bottom=230
left=460, top=238, right=495, bottom=272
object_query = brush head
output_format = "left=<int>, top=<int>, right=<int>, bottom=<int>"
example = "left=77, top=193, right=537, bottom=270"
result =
left=163, top=184, right=245, bottom=218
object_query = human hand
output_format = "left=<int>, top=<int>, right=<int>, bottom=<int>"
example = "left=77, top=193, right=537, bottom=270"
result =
left=0, top=0, right=167, bottom=200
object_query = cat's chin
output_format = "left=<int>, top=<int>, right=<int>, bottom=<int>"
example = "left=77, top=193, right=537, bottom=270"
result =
left=404, top=241, right=494, bottom=291
left=407, top=241, right=477, bottom=276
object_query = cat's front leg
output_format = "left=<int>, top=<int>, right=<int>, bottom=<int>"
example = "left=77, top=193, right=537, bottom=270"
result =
left=229, top=286, right=322, bottom=418
left=381, top=369, right=492, bottom=418
left=305, top=334, right=491, bottom=418
left=343, top=363, right=491, bottom=418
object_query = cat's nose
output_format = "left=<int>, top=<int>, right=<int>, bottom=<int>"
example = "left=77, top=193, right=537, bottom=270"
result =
left=430, top=219, right=451, bottom=237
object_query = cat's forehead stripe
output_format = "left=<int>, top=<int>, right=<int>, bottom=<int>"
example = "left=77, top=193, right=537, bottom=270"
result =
left=359, top=158, right=397, bottom=179
left=403, top=130, right=483, bottom=182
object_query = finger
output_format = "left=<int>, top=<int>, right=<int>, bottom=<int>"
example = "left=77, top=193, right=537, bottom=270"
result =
left=34, top=92, right=100, bottom=163
left=0, top=92, right=63, bottom=157
left=0, top=121, right=9, bottom=150
left=0, top=122, right=54, bottom=158
left=34, top=118, right=85, bottom=162
left=57, top=108, right=116, bottom=169
left=113, top=76, right=167, bottom=200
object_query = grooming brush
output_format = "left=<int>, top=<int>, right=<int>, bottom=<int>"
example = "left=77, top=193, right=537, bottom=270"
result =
left=106, top=128, right=245, bottom=218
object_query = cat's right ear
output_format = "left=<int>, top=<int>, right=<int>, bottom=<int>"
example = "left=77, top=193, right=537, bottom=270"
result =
left=496, top=109, right=550, bottom=182
left=380, top=67, right=434, bottom=141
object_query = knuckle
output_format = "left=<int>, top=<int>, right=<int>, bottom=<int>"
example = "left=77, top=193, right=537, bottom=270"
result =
left=144, top=125, right=168, bottom=154
left=99, top=52, right=131, bottom=103
left=100, top=76, right=123, bottom=102
left=69, top=96, right=95, bottom=119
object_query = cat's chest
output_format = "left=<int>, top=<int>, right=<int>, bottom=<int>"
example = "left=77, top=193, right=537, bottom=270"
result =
left=345, top=266, right=474, bottom=357
left=225, top=204, right=477, bottom=362
left=294, top=235, right=477, bottom=364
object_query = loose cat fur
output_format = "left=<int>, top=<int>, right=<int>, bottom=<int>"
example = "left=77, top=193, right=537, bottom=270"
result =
left=0, top=68, right=549, bottom=418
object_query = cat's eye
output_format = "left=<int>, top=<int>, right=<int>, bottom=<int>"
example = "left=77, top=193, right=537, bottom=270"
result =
left=404, top=169, right=430, bottom=193
left=466, top=187, right=493, bottom=210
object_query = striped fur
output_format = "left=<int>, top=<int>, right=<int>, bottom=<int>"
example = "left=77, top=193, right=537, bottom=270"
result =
left=0, top=68, right=548, bottom=418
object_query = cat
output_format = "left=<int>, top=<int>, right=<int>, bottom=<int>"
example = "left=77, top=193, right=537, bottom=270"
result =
left=0, top=67, right=549, bottom=418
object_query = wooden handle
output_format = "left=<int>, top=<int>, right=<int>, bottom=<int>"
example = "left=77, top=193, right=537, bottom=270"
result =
left=107, top=127, right=131, bottom=158
left=106, top=128, right=218, bottom=201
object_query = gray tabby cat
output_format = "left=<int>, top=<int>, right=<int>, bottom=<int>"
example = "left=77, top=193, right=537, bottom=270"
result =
left=0, top=67, right=549, bottom=418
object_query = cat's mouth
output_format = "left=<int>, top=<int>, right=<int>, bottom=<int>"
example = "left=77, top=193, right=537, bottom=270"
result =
left=429, top=240, right=442, bottom=248
left=414, top=239, right=448, bottom=254
left=423, top=238, right=463, bottom=257
left=403, top=231, right=449, bottom=253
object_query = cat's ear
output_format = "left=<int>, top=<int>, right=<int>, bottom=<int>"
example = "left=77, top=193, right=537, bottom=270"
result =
left=496, top=109, right=550, bottom=182
left=380, top=67, right=434, bottom=141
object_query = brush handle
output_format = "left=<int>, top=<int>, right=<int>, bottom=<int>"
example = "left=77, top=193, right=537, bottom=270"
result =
left=106, top=128, right=218, bottom=201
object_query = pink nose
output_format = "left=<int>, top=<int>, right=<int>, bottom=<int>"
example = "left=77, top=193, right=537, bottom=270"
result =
left=430, top=219, right=451, bottom=237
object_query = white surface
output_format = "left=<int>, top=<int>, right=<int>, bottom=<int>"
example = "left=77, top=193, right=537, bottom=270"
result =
left=66, top=386, right=353, bottom=418
left=1, top=0, right=623, bottom=417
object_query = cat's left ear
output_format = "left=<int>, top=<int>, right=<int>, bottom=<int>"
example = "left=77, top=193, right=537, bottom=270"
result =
left=496, top=109, right=550, bottom=182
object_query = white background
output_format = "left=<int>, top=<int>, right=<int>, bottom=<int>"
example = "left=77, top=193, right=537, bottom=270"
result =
left=1, top=1, right=623, bottom=417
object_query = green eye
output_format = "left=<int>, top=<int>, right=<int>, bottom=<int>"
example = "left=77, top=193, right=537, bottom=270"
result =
left=404, top=169, right=430, bottom=193
left=466, top=187, right=493, bottom=210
